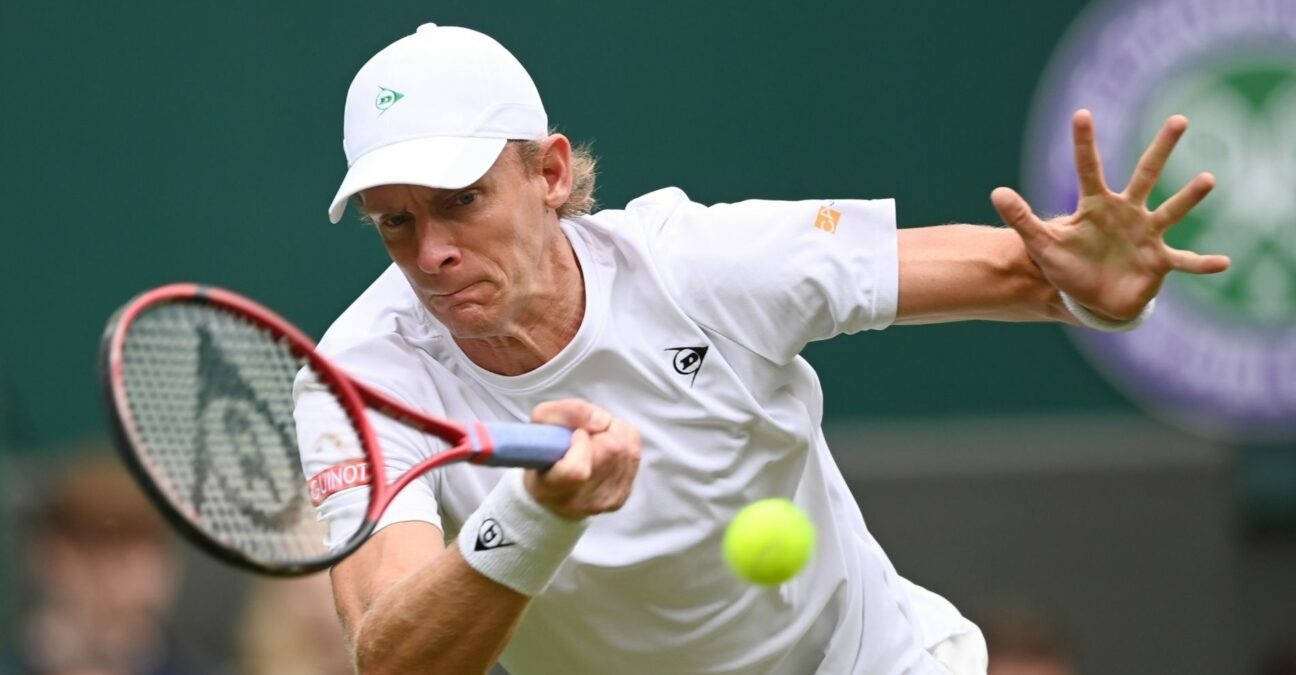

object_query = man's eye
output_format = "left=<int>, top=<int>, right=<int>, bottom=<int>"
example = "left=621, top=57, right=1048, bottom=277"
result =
left=454, top=191, right=477, bottom=207
left=379, top=214, right=412, bottom=229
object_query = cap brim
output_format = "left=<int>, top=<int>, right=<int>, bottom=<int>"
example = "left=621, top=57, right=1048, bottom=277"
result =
left=327, top=136, right=508, bottom=223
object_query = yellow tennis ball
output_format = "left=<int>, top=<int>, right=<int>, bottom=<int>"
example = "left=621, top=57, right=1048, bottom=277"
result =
left=723, top=498, right=816, bottom=585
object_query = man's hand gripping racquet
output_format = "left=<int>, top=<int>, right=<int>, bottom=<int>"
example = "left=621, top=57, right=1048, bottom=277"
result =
left=98, top=283, right=572, bottom=576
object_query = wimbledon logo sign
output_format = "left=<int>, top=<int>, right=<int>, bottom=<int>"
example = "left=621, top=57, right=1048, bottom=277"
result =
left=1023, top=0, right=1296, bottom=441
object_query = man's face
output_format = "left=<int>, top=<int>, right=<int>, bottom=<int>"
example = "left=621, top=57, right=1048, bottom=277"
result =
left=360, top=146, right=557, bottom=338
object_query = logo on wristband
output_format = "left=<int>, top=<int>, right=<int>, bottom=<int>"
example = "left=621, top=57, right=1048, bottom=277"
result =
left=475, top=518, right=516, bottom=551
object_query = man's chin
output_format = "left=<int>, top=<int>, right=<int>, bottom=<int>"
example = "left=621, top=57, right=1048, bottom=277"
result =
left=425, top=302, right=501, bottom=338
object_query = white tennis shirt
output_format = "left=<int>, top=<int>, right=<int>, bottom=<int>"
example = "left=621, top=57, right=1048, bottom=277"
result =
left=295, top=187, right=977, bottom=674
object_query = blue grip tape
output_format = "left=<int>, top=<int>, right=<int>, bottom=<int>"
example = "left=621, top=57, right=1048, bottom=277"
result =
left=481, top=422, right=572, bottom=468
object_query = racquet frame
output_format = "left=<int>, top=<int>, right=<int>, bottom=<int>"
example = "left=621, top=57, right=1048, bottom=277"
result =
left=100, top=283, right=566, bottom=575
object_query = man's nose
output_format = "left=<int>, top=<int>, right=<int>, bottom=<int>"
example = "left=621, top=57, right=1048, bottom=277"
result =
left=415, top=227, right=461, bottom=274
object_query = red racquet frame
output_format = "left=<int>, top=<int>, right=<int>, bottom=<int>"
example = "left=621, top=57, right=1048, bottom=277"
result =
left=100, top=283, right=570, bottom=575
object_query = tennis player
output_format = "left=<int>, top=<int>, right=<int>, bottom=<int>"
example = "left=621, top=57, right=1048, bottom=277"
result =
left=295, top=24, right=1227, bottom=674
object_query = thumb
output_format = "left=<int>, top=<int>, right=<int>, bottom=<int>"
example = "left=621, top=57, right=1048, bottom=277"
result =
left=531, top=398, right=613, bottom=433
left=991, top=187, right=1049, bottom=245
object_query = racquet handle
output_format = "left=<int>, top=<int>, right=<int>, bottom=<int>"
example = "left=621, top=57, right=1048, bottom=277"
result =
left=480, top=423, right=573, bottom=468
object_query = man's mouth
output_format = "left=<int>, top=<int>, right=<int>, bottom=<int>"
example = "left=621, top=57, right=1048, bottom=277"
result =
left=429, top=281, right=484, bottom=303
left=431, top=281, right=471, bottom=296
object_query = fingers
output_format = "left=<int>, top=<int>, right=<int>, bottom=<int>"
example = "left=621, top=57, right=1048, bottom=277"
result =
left=526, top=400, right=642, bottom=519
left=531, top=398, right=613, bottom=433
left=1073, top=109, right=1109, bottom=196
left=1153, top=172, right=1215, bottom=231
left=1125, top=115, right=1188, bottom=204
left=991, top=186, right=1050, bottom=245
left=1165, top=246, right=1230, bottom=275
left=539, top=428, right=594, bottom=488
left=589, top=419, right=641, bottom=512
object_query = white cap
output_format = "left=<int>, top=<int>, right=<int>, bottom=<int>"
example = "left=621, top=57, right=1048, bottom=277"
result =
left=327, top=24, right=547, bottom=223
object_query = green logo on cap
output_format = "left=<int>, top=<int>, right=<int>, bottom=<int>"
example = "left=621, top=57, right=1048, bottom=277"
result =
left=375, top=86, right=404, bottom=115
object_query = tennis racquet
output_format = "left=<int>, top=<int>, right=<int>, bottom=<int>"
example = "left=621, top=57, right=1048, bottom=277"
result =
left=99, top=283, right=572, bottom=576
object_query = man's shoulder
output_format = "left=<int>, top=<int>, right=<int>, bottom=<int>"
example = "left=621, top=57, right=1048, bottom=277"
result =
left=561, top=188, right=698, bottom=271
left=302, top=265, right=448, bottom=404
left=317, top=264, right=430, bottom=359
left=622, top=186, right=691, bottom=217
left=576, top=187, right=693, bottom=236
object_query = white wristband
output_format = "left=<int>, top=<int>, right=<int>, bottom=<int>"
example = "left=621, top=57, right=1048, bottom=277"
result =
left=1060, top=292, right=1156, bottom=332
left=458, top=469, right=588, bottom=596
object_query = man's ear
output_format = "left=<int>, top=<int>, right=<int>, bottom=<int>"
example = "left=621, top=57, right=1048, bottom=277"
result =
left=537, top=134, right=573, bottom=210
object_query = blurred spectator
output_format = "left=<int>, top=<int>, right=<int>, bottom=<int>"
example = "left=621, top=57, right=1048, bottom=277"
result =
left=18, top=451, right=195, bottom=674
left=982, top=604, right=1075, bottom=675
left=234, top=574, right=351, bottom=675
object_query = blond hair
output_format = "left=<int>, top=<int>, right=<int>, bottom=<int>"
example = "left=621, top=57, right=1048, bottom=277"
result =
left=511, top=137, right=598, bottom=218
left=350, top=137, right=598, bottom=221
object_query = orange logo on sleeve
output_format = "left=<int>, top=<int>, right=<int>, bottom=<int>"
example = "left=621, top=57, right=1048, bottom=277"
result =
left=813, top=205, right=842, bottom=233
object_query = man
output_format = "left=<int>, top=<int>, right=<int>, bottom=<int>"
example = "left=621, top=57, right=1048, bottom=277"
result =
left=295, top=23, right=1226, bottom=674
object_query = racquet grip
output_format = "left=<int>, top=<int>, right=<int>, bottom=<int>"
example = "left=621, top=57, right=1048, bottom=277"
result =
left=481, top=423, right=572, bottom=468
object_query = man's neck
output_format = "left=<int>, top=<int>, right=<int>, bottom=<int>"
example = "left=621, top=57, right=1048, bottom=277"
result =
left=453, top=236, right=585, bottom=376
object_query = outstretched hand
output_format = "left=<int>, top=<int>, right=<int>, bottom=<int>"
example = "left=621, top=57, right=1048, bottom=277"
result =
left=991, top=109, right=1230, bottom=321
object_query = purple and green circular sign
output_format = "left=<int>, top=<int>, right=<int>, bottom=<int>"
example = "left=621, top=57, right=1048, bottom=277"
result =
left=1023, top=0, right=1296, bottom=441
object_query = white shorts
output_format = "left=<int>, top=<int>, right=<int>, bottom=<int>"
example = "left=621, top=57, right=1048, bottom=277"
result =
left=901, top=578, right=988, bottom=675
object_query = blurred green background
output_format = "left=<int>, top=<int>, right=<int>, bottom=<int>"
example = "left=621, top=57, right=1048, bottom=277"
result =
left=0, top=0, right=1123, bottom=451
left=2, top=2, right=1293, bottom=674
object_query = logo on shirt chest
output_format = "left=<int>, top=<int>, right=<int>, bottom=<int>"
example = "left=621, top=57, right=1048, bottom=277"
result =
left=665, top=346, right=708, bottom=386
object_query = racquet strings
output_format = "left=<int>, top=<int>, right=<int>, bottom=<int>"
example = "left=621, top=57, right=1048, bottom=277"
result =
left=119, top=300, right=354, bottom=566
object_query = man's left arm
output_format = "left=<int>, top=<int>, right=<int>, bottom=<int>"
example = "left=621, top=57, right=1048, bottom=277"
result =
left=894, top=109, right=1229, bottom=327
left=895, top=224, right=1064, bottom=324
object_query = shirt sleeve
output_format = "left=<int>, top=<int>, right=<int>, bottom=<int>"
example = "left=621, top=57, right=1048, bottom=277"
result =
left=293, top=340, right=447, bottom=552
left=633, top=187, right=899, bottom=365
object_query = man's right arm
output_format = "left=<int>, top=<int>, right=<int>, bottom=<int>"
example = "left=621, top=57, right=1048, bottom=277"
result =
left=329, top=399, right=641, bottom=675
left=333, top=522, right=529, bottom=675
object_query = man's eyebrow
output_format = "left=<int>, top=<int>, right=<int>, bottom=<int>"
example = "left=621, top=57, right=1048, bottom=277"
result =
left=357, top=181, right=485, bottom=221
left=438, top=182, right=484, bottom=198
left=416, top=183, right=485, bottom=208
left=356, top=205, right=402, bottom=225
left=361, top=202, right=414, bottom=218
